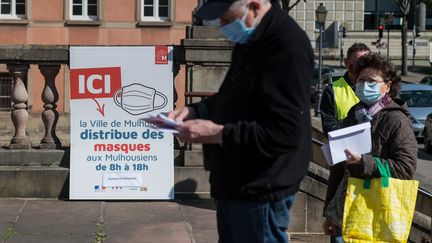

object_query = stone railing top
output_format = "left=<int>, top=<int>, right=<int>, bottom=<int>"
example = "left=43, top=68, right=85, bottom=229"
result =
left=186, top=26, right=225, bottom=39
left=0, top=45, right=69, bottom=64
left=0, top=45, right=188, bottom=66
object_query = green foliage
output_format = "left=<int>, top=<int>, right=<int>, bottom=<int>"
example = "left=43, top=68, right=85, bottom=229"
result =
left=94, top=223, right=106, bottom=243
left=3, top=226, right=17, bottom=241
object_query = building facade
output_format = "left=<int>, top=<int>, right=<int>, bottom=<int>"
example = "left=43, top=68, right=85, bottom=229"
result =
left=0, top=0, right=197, bottom=113
left=288, top=0, right=431, bottom=59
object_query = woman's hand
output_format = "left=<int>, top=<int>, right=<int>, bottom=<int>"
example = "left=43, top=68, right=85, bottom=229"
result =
left=344, top=149, right=362, bottom=165
left=322, top=218, right=338, bottom=236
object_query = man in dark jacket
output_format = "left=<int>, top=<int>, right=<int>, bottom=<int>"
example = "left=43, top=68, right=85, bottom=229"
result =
left=169, top=0, right=314, bottom=242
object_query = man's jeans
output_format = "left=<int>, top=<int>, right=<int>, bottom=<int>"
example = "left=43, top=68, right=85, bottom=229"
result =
left=215, top=194, right=296, bottom=243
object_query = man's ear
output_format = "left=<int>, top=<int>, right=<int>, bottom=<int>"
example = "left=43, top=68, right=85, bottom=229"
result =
left=249, top=0, right=260, bottom=17
left=343, top=58, right=349, bottom=67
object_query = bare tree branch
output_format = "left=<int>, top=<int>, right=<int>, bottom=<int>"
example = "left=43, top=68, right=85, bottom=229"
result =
left=395, top=0, right=411, bottom=15
left=280, top=0, right=306, bottom=12
left=288, top=0, right=302, bottom=12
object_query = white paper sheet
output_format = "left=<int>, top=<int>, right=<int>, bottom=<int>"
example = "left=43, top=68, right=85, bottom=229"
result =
left=140, top=113, right=180, bottom=133
left=325, top=122, right=372, bottom=166
left=103, top=173, right=143, bottom=187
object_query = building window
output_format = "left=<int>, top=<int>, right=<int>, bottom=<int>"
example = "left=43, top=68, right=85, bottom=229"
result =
left=0, top=73, right=12, bottom=112
left=70, top=0, right=98, bottom=20
left=141, top=0, right=169, bottom=21
left=0, top=0, right=26, bottom=19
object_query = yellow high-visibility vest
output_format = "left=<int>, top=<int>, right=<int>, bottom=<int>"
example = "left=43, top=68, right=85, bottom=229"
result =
left=333, top=77, right=359, bottom=121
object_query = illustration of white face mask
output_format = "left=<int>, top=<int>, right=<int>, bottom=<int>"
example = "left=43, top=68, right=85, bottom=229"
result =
left=114, top=83, right=168, bottom=116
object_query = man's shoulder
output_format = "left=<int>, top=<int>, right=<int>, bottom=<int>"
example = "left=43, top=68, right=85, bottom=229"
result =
left=332, top=76, right=347, bottom=86
left=269, top=9, right=309, bottom=44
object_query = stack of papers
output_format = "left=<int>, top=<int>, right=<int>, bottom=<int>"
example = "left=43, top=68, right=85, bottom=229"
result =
left=321, top=122, right=372, bottom=166
left=140, top=113, right=181, bottom=133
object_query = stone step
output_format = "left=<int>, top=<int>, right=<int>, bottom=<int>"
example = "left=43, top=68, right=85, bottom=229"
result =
left=0, top=146, right=209, bottom=198
left=0, top=148, right=67, bottom=166
left=184, top=150, right=204, bottom=167
left=0, top=165, right=209, bottom=199
left=0, top=149, right=202, bottom=167
left=0, top=147, right=199, bottom=167
left=0, top=166, right=70, bottom=198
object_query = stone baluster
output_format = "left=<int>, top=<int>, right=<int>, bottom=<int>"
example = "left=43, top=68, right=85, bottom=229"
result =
left=7, top=64, right=31, bottom=149
left=39, top=64, right=61, bottom=149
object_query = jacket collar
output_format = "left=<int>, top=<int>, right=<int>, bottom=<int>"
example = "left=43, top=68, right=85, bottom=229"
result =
left=247, top=3, right=281, bottom=44
left=344, top=72, right=355, bottom=88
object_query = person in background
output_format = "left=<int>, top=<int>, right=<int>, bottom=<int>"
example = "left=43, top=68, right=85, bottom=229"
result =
left=320, top=43, right=370, bottom=136
left=323, top=53, right=417, bottom=242
left=168, top=0, right=314, bottom=242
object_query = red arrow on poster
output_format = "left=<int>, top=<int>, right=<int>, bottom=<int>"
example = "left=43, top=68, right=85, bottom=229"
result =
left=92, top=98, right=105, bottom=117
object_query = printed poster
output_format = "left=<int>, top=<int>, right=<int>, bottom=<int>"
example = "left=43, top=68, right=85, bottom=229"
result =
left=69, top=46, right=174, bottom=199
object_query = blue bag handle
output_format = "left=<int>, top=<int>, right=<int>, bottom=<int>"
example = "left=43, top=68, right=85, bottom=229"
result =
left=363, top=157, right=391, bottom=189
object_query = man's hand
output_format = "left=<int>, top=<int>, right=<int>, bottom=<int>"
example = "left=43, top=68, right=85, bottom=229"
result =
left=344, top=149, right=362, bottom=165
left=322, top=218, right=338, bottom=236
left=167, top=106, right=196, bottom=123
left=175, top=119, right=224, bottom=144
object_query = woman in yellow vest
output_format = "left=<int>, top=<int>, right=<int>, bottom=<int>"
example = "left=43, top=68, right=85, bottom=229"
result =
left=323, top=53, right=417, bottom=243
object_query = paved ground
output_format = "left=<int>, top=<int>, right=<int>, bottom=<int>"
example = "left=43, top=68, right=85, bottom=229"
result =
left=0, top=199, right=218, bottom=243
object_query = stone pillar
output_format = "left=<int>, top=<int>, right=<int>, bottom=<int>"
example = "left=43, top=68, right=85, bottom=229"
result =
left=7, top=64, right=31, bottom=149
left=39, top=64, right=61, bottom=149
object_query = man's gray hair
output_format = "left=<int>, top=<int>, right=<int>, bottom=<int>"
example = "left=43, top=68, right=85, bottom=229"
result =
left=230, top=0, right=270, bottom=14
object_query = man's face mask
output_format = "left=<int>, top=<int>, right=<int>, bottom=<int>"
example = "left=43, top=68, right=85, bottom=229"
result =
left=114, top=83, right=168, bottom=115
left=220, top=4, right=257, bottom=44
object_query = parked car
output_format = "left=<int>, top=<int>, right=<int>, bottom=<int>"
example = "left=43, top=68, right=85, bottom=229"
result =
left=425, top=112, right=432, bottom=153
left=311, top=64, right=337, bottom=102
left=419, top=76, right=432, bottom=85
left=399, top=83, right=432, bottom=138
left=311, top=71, right=346, bottom=103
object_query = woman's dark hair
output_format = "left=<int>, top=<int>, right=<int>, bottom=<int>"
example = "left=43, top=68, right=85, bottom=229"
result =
left=355, top=53, right=401, bottom=99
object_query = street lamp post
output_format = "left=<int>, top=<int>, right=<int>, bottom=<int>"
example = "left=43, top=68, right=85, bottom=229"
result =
left=314, top=3, right=327, bottom=117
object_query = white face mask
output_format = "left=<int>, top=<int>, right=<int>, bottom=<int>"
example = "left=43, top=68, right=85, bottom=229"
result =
left=114, top=83, right=167, bottom=115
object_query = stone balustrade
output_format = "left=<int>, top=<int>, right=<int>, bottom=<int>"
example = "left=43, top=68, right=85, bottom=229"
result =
left=0, top=45, right=68, bottom=149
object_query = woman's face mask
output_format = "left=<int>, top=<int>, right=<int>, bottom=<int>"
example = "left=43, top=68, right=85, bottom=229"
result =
left=220, top=4, right=257, bottom=44
left=355, top=81, right=383, bottom=106
left=355, top=68, right=390, bottom=106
